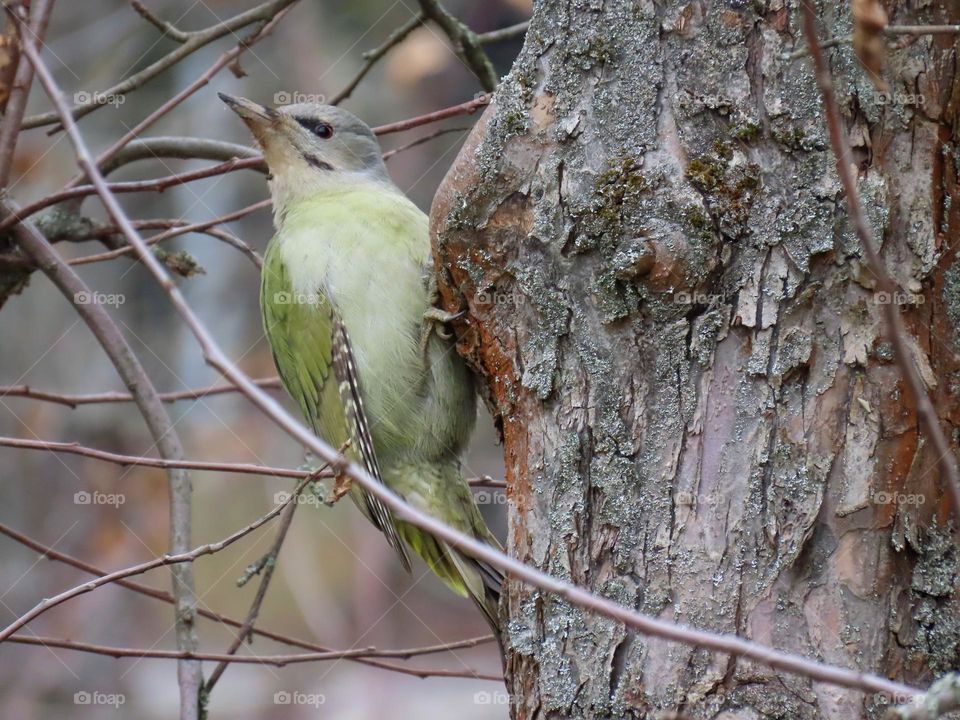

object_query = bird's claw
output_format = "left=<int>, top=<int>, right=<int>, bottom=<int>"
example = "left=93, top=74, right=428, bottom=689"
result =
left=422, top=307, right=462, bottom=341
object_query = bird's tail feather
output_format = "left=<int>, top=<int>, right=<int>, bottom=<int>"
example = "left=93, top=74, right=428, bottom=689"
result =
left=448, top=546, right=504, bottom=655
left=398, top=519, right=505, bottom=659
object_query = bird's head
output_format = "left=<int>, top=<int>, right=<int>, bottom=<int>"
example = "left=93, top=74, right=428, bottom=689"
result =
left=219, top=93, right=389, bottom=206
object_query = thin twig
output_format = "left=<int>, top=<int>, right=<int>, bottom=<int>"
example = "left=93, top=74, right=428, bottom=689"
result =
left=20, top=0, right=299, bottom=130
left=786, top=23, right=960, bottom=60
left=0, top=520, right=500, bottom=681
left=2, top=201, right=204, bottom=714
left=331, top=12, right=424, bottom=105
left=7, top=633, right=500, bottom=669
left=476, top=20, right=529, bottom=45
left=102, top=137, right=263, bottom=175
left=0, top=475, right=314, bottom=642
left=0, top=217, right=261, bottom=270
left=204, top=490, right=299, bottom=690
left=0, top=435, right=507, bottom=488
left=0, top=378, right=280, bottom=406
left=130, top=0, right=190, bottom=43
left=0, top=1, right=24, bottom=115
left=800, top=3, right=960, bottom=517
left=0, top=157, right=262, bottom=232
left=382, top=125, right=469, bottom=161
left=0, top=0, right=53, bottom=187
left=0, top=435, right=327, bottom=479
left=16, top=26, right=926, bottom=701
left=373, top=94, right=491, bottom=134
left=81, top=5, right=294, bottom=183
left=67, top=200, right=271, bottom=267
left=885, top=24, right=960, bottom=35
left=417, top=0, right=498, bottom=91
left=7, top=635, right=377, bottom=665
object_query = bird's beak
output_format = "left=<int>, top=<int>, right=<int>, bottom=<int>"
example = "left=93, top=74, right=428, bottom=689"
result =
left=218, top=92, right=277, bottom=128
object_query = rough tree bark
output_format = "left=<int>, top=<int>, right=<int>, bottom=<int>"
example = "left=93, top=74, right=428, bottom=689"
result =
left=431, top=1, right=960, bottom=718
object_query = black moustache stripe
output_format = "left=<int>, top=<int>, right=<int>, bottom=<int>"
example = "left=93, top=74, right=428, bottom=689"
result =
left=302, top=152, right=334, bottom=171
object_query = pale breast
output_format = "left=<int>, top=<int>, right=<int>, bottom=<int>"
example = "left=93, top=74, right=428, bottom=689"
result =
left=275, top=186, right=434, bottom=458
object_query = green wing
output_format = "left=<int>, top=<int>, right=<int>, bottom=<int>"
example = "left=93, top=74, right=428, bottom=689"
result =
left=261, top=242, right=410, bottom=570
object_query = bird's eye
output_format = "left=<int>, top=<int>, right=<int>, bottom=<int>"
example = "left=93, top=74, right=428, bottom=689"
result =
left=296, top=117, right=333, bottom=139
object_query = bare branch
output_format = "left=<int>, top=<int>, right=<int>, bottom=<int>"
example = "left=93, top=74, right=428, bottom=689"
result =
left=1, top=199, right=204, bottom=713
left=130, top=0, right=190, bottom=43
left=382, top=125, right=469, bottom=161
left=20, top=0, right=299, bottom=130
left=417, top=0, right=498, bottom=91
left=0, top=0, right=53, bottom=186
left=0, top=157, right=263, bottom=232
left=0, top=520, right=500, bottom=680
left=0, top=377, right=281, bottom=406
left=203, top=491, right=299, bottom=690
left=0, top=1, right=23, bottom=115
left=785, top=23, right=960, bottom=60
left=8, top=634, right=499, bottom=668
left=102, top=137, right=263, bottom=175
left=373, top=94, right=491, bottom=135
left=7, top=635, right=377, bottom=665
left=0, top=435, right=506, bottom=487
left=0, top=474, right=316, bottom=642
left=885, top=24, right=960, bottom=35
left=476, top=20, right=529, bottom=45
left=0, top=435, right=328, bottom=479
left=331, top=12, right=425, bottom=105
left=83, top=5, right=295, bottom=182
left=67, top=200, right=271, bottom=267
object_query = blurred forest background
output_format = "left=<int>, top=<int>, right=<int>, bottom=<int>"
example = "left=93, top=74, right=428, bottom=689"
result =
left=0, top=1, right=528, bottom=716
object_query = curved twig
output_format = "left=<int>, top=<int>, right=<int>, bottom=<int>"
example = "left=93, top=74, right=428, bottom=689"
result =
left=0, top=435, right=507, bottom=488
left=417, top=0, right=498, bottom=91
left=0, top=520, right=500, bottom=681
left=331, top=12, right=425, bottom=105
left=20, top=0, right=299, bottom=130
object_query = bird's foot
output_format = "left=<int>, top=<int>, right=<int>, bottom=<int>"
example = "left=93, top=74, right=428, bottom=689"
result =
left=422, top=307, right=462, bottom=341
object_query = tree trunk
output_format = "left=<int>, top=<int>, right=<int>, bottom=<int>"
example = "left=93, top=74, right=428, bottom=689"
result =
left=432, top=1, right=960, bottom=718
